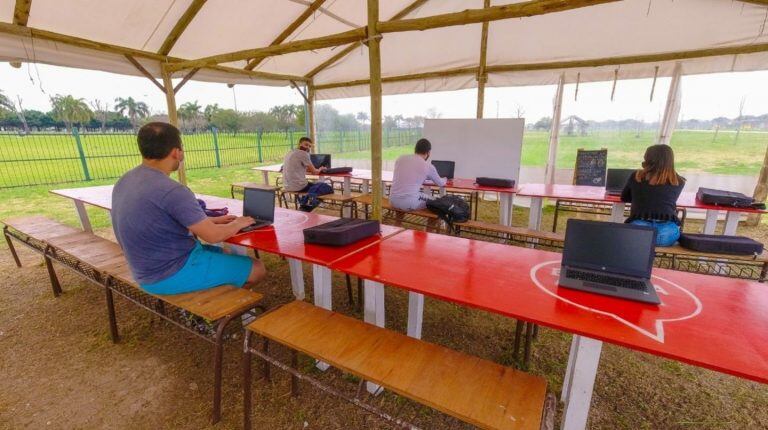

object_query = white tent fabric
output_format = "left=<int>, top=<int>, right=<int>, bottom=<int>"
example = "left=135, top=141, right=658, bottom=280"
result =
left=2, top=0, right=768, bottom=97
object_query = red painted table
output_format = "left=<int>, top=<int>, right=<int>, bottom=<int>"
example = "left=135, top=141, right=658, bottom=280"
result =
left=331, top=229, right=768, bottom=429
left=516, top=183, right=767, bottom=235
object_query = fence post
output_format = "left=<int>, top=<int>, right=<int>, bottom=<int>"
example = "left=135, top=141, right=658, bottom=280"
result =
left=72, top=127, right=91, bottom=181
left=340, top=129, right=345, bottom=153
left=257, top=129, right=264, bottom=163
left=211, top=127, right=222, bottom=168
left=289, top=129, right=294, bottom=146
left=358, top=129, right=362, bottom=151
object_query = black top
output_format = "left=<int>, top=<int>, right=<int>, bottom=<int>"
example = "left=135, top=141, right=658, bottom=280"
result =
left=621, top=173, right=685, bottom=225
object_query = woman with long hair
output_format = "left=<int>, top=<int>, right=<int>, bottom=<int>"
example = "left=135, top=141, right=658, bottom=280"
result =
left=621, top=144, right=686, bottom=246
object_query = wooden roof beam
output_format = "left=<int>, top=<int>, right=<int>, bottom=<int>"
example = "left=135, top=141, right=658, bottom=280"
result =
left=124, top=54, right=166, bottom=92
left=174, top=68, right=200, bottom=93
left=378, top=0, right=620, bottom=33
left=304, top=0, right=430, bottom=79
left=158, top=0, right=207, bottom=55
left=313, top=41, right=768, bottom=91
left=13, top=0, right=32, bottom=26
left=0, top=22, right=308, bottom=83
left=165, top=27, right=366, bottom=72
left=245, top=0, right=328, bottom=71
left=738, top=1, right=768, bottom=7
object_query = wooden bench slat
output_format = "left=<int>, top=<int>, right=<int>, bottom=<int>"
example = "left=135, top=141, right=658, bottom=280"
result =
left=457, top=220, right=565, bottom=242
left=248, top=301, right=547, bottom=430
left=3, top=216, right=81, bottom=241
left=353, top=194, right=438, bottom=219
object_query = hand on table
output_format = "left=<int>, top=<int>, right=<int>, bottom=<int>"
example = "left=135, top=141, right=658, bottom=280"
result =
left=233, top=216, right=256, bottom=229
left=211, top=214, right=237, bottom=224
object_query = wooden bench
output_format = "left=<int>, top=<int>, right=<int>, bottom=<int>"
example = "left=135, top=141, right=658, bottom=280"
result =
left=654, top=244, right=768, bottom=282
left=552, top=199, right=688, bottom=232
left=3, top=216, right=82, bottom=296
left=278, top=189, right=362, bottom=217
left=454, top=220, right=565, bottom=251
left=243, top=301, right=554, bottom=430
left=230, top=181, right=265, bottom=198
left=4, top=216, right=264, bottom=424
left=353, top=194, right=443, bottom=232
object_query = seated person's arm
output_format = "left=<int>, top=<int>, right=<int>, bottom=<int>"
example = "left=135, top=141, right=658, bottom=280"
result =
left=426, top=164, right=447, bottom=187
left=189, top=216, right=255, bottom=243
left=163, top=187, right=254, bottom=243
left=306, top=164, right=324, bottom=175
left=621, top=176, right=633, bottom=202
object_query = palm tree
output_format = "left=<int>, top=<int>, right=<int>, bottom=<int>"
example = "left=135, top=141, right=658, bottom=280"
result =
left=50, top=94, right=92, bottom=131
left=114, top=97, right=150, bottom=130
left=178, top=101, right=202, bottom=131
left=204, top=103, right=221, bottom=125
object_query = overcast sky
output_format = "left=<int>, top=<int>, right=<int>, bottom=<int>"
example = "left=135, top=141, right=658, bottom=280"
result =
left=3, top=63, right=768, bottom=123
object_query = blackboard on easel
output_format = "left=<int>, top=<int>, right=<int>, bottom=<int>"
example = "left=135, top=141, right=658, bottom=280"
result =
left=573, top=148, right=607, bottom=186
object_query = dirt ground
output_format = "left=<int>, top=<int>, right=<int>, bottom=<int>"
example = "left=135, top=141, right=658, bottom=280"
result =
left=1, top=200, right=767, bottom=430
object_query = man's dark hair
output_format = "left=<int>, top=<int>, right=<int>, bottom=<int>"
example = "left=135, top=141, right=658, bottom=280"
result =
left=299, top=136, right=312, bottom=144
left=137, top=122, right=182, bottom=159
left=414, top=138, right=431, bottom=155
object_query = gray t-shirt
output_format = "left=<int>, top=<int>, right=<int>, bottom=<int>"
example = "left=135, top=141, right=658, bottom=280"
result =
left=282, top=149, right=312, bottom=191
left=111, top=165, right=207, bottom=285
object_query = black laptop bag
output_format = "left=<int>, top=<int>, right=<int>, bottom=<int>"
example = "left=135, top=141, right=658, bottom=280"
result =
left=426, top=195, right=470, bottom=225
left=323, top=167, right=353, bottom=174
left=476, top=177, right=515, bottom=188
left=696, top=187, right=754, bottom=208
left=678, top=233, right=764, bottom=256
left=303, top=219, right=380, bottom=246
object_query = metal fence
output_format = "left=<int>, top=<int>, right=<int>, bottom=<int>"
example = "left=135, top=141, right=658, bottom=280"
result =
left=0, top=127, right=420, bottom=189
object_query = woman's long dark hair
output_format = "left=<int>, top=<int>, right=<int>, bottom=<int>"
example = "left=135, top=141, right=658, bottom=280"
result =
left=636, top=144, right=681, bottom=186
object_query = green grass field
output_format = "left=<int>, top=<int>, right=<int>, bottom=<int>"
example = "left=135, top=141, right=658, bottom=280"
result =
left=336, top=130, right=768, bottom=176
left=0, top=128, right=765, bottom=189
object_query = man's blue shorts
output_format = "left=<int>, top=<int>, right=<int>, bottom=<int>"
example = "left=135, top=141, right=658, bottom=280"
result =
left=140, top=242, right=253, bottom=295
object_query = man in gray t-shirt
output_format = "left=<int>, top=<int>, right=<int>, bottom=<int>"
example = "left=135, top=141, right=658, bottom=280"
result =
left=282, top=137, right=325, bottom=192
left=111, top=122, right=266, bottom=295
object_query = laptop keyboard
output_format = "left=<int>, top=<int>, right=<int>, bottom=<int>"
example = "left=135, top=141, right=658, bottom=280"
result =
left=566, top=269, right=646, bottom=291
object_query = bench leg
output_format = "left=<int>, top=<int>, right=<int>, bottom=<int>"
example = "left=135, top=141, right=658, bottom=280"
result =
left=243, top=331, right=254, bottom=430
left=290, top=350, right=299, bottom=396
left=761, top=262, right=768, bottom=283
left=262, top=338, right=271, bottom=382
left=105, top=287, right=120, bottom=343
left=524, top=323, right=535, bottom=370
left=513, top=320, right=524, bottom=364
left=357, top=277, right=364, bottom=313
left=211, top=314, right=236, bottom=424
left=345, top=274, right=354, bottom=307
left=3, top=229, right=21, bottom=267
left=43, top=252, right=63, bottom=297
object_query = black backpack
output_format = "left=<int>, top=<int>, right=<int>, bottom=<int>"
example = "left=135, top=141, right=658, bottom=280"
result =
left=426, top=195, right=470, bottom=226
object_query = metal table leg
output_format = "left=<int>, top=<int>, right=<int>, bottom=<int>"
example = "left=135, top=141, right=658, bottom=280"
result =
left=723, top=211, right=741, bottom=236
left=74, top=200, right=93, bottom=232
left=407, top=292, right=424, bottom=339
left=363, top=279, right=385, bottom=394
left=528, top=197, right=544, bottom=230
left=610, top=202, right=626, bottom=223
left=313, top=265, right=333, bottom=371
left=500, top=193, right=515, bottom=226
left=703, top=209, right=719, bottom=234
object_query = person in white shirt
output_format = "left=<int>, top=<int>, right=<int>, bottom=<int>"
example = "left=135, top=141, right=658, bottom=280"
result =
left=282, top=137, right=325, bottom=192
left=389, top=138, right=447, bottom=210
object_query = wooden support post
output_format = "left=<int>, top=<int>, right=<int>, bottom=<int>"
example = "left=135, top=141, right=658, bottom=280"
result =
left=545, top=73, right=565, bottom=185
left=476, top=0, right=490, bottom=119
left=161, top=67, right=186, bottom=185
left=658, top=62, right=683, bottom=145
left=748, top=144, right=768, bottom=226
left=368, top=0, right=383, bottom=221
left=308, top=84, right=317, bottom=145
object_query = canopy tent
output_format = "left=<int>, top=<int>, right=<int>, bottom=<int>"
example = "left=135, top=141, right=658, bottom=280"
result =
left=2, top=0, right=768, bottom=220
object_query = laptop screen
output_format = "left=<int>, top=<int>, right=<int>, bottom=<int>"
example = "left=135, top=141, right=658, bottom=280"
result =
left=562, top=219, right=656, bottom=278
left=243, top=188, right=276, bottom=222
left=606, top=168, right=635, bottom=190
left=431, top=160, right=455, bottom=179
left=310, top=154, right=332, bottom=169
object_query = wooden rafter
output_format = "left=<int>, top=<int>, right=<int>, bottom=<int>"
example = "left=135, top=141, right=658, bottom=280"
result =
left=13, top=0, right=32, bottom=26
left=313, top=41, right=768, bottom=91
left=0, top=22, right=308, bottom=83
left=244, top=0, right=328, bottom=71
left=174, top=68, right=200, bottom=93
left=377, top=0, right=619, bottom=33
left=304, top=0, right=430, bottom=79
left=124, top=54, right=166, bottom=92
left=165, top=27, right=366, bottom=72
left=738, top=1, right=768, bottom=7
left=158, top=0, right=206, bottom=55
left=292, top=81, right=310, bottom=104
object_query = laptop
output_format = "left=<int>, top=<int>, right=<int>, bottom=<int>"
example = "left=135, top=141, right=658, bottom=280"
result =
left=558, top=219, right=660, bottom=304
left=605, top=168, right=635, bottom=195
left=431, top=160, right=455, bottom=180
left=239, top=187, right=276, bottom=233
left=310, top=153, right=332, bottom=169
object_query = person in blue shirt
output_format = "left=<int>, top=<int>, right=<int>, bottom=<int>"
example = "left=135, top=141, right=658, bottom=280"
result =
left=111, top=122, right=266, bottom=295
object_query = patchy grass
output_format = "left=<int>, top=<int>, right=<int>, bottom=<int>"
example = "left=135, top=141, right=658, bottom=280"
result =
left=0, top=169, right=767, bottom=429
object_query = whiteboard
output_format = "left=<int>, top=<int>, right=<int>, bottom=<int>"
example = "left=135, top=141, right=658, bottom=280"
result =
left=423, top=118, right=524, bottom=181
